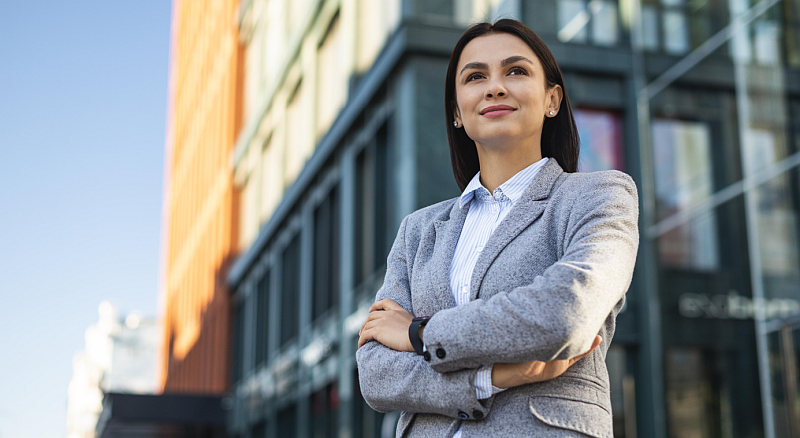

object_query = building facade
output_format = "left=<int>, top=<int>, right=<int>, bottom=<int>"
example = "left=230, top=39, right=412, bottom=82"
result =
left=224, top=0, right=800, bottom=437
left=159, top=0, right=243, bottom=394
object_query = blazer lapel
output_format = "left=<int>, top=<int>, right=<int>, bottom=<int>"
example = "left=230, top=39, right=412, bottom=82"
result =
left=431, top=200, right=467, bottom=310
left=469, top=159, right=565, bottom=301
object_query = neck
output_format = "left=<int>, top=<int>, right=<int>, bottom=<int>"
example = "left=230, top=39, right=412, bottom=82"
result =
left=475, top=138, right=543, bottom=193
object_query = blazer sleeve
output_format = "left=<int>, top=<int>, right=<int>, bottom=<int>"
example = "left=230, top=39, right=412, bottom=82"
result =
left=421, top=171, right=640, bottom=373
left=355, top=216, right=494, bottom=419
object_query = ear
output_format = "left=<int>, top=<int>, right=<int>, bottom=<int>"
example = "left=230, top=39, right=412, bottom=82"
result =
left=546, top=84, right=563, bottom=116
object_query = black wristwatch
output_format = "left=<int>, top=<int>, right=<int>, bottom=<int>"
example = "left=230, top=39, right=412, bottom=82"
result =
left=409, top=316, right=431, bottom=355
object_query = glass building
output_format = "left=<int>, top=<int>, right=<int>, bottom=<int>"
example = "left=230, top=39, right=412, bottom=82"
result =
left=226, top=0, right=800, bottom=437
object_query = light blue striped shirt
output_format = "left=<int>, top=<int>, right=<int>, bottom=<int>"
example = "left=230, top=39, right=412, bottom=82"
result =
left=450, top=157, right=549, bottom=436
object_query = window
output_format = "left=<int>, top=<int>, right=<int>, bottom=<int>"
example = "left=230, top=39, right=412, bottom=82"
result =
left=286, top=80, right=313, bottom=185
left=277, top=405, right=297, bottom=437
left=652, top=119, right=718, bottom=270
left=354, top=124, right=391, bottom=287
left=558, top=0, right=619, bottom=46
left=252, top=421, right=266, bottom=438
left=313, top=187, right=341, bottom=322
left=281, top=235, right=301, bottom=346
left=317, top=14, right=347, bottom=136
left=261, top=133, right=284, bottom=224
left=310, top=382, right=340, bottom=438
left=575, top=109, right=624, bottom=172
left=256, top=270, right=270, bottom=366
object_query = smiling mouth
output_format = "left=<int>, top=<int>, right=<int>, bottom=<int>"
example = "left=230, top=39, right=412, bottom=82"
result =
left=480, top=106, right=516, bottom=118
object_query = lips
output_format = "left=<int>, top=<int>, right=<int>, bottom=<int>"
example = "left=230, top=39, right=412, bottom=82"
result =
left=480, top=105, right=516, bottom=117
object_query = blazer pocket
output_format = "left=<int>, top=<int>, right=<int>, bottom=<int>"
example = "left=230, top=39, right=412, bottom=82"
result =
left=528, top=395, right=612, bottom=438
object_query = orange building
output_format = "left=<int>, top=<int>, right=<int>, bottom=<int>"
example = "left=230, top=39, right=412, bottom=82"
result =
left=158, top=0, right=243, bottom=394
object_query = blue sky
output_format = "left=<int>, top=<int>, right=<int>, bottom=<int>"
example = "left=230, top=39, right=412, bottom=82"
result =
left=0, top=1, right=171, bottom=436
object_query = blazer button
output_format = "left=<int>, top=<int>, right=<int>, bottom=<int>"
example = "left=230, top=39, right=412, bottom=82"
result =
left=472, top=410, right=484, bottom=420
left=458, top=411, right=469, bottom=420
left=423, top=351, right=431, bottom=362
left=436, top=348, right=446, bottom=359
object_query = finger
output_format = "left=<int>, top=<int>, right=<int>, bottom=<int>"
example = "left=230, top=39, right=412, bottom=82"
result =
left=370, top=298, right=402, bottom=313
left=359, top=312, right=380, bottom=335
left=357, top=327, right=375, bottom=349
left=369, top=299, right=393, bottom=312
left=568, top=336, right=603, bottom=365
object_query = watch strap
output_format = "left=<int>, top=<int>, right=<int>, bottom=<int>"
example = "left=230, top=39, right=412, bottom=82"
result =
left=409, top=316, right=430, bottom=355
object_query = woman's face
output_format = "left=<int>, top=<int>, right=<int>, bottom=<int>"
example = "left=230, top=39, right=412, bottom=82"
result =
left=453, top=33, right=561, bottom=152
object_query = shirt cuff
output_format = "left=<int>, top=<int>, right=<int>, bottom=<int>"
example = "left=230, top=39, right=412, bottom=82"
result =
left=473, top=365, right=506, bottom=399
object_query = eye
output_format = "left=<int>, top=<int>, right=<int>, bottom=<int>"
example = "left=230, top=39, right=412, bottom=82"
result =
left=465, top=72, right=484, bottom=82
left=508, top=66, right=528, bottom=76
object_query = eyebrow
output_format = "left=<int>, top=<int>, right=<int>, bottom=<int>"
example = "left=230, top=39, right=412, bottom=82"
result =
left=459, top=56, right=534, bottom=76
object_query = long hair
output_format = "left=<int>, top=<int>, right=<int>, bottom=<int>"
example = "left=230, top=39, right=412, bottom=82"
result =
left=445, top=19, right=580, bottom=191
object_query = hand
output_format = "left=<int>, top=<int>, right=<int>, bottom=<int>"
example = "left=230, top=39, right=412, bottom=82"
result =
left=491, top=335, right=603, bottom=389
left=357, top=299, right=416, bottom=351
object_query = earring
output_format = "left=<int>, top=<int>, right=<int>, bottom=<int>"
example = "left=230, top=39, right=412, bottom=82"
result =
left=549, top=110, right=555, bottom=116
left=453, top=120, right=459, bottom=127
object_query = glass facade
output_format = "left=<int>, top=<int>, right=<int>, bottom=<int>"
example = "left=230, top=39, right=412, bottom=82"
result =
left=226, top=0, right=800, bottom=437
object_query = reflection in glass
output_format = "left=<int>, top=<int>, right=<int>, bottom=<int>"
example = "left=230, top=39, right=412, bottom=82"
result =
left=558, top=0, right=590, bottom=42
left=575, top=109, right=624, bottom=172
left=754, top=172, right=800, bottom=304
left=590, top=0, right=619, bottom=45
left=663, top=10, right=690, bottom=54
left=642, top=5, right=661, bottom=50
left=652, top=119, right=718, bottom=270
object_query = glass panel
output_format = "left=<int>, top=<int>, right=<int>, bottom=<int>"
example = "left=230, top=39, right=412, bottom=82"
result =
left=278, top=405, right=297, bottom=437
left=286, top=80, right=313, bottom=185
left=640, top=0, right=798, bottom=431
left=652, top=119, right=718, bottom=270
left=663, top=10, right=690, bottom=54
left=558, top=0, right=590, bottom=43
left=755, top=170, right=800, bottom=310
left=281, top=235, right=301, bottom=345
left=252, top=421, right=266, bottom=438
left=590, top=0, right=619, bottom=46
left=575, top=109, right=625, bottom=172
left=310, top=382, right=340, bottom=438
left=256, top=270, right=270, bottom=366
left=606, top=345, right=637, bottom=438
left=317, top=15, right=347, bottom=136
left=642, top=5, right=661, bottom=50
left=313, top=187, right=341, bottom=322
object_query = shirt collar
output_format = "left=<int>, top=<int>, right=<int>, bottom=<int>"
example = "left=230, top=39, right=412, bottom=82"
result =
left=459, top=157, right=549, bottom=209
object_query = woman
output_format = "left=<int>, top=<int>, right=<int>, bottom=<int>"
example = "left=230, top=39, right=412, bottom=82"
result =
left=356, top=19, right=639, bottom=437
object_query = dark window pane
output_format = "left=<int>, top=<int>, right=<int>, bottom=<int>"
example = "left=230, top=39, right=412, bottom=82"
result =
left=252, top=421, right=266, bottom=438
left=256, top=270, right=270, bottom=366
left=281, top=235, right=301, bottom=345
left=374, top=123, right=391, bottom=270
left=310, top=381, right=339, bottom=438
left=355, top=147, right=375, bottom=286
left=277, top=405, right=297, bottom=437
left=313, top=186, right=341, bottom=321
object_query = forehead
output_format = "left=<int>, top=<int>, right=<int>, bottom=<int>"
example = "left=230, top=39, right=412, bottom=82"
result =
left=457, top=33, right=540, bottom=71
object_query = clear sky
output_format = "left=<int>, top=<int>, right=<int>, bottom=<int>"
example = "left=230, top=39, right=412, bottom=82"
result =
left=0, top=1, right=172, bottom=437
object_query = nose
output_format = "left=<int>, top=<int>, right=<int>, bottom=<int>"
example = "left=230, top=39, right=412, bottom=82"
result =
left=485, top=76, right=507, bottom=99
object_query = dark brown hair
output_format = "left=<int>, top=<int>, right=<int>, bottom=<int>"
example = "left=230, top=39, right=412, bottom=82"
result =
left=445, top=19, right=580, bottom=191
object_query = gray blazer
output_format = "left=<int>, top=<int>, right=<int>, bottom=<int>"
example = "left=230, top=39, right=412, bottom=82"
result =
left=356, top=159, right=640, bottom=438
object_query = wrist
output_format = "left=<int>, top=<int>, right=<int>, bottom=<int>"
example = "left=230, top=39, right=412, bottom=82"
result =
left=408, top=316, right=431, bottom=355
left=490, top=363, right=514, bottom=389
